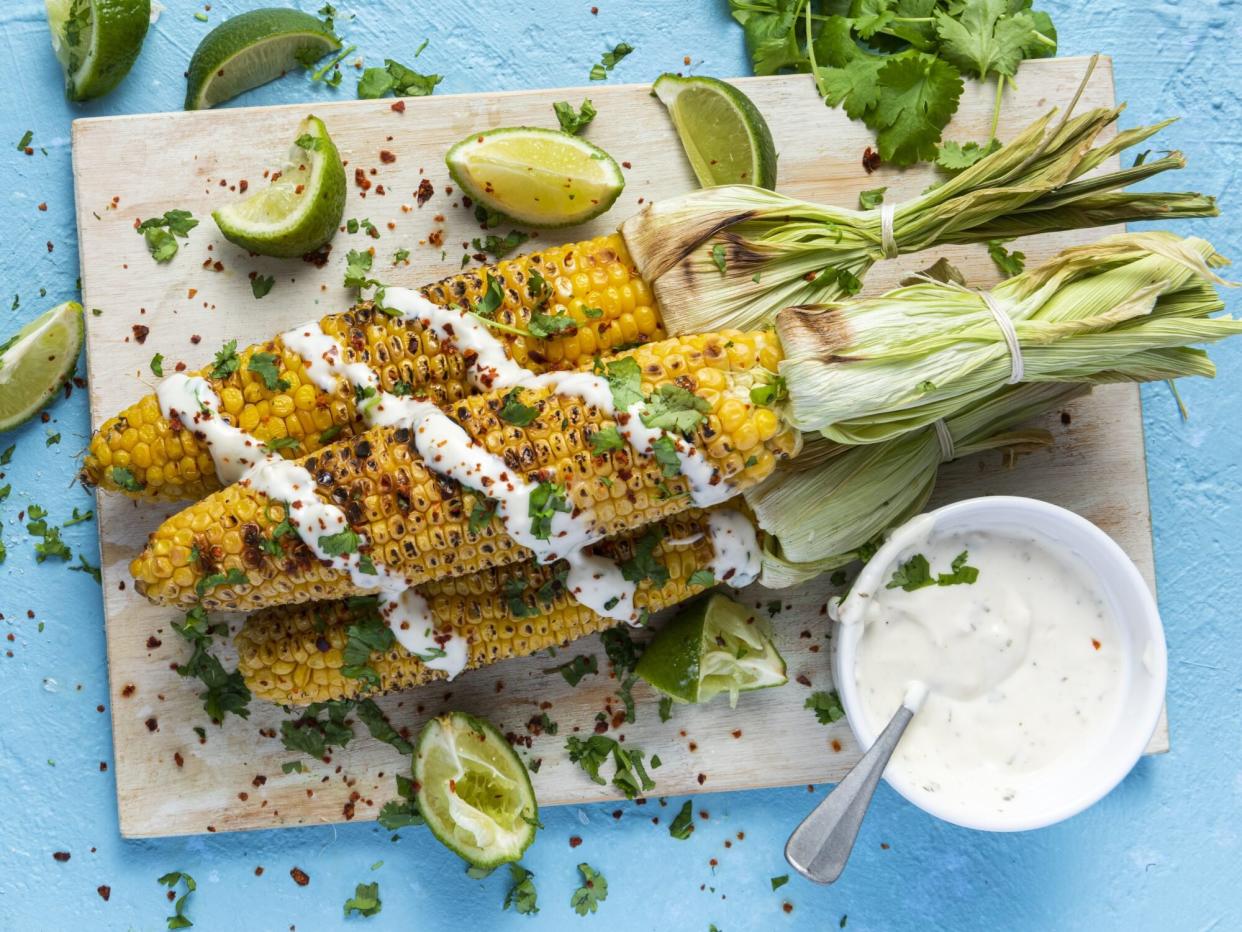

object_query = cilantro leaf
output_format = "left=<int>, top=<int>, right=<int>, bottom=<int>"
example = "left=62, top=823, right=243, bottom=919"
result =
left=468, top=497, right=496, bottom=535
left=987, top=239, right=1026, bottom=278
left=571, top=862, right=608, bottom=915
left=546, top=654, right=597, bottom=687
left=641, top=384, right=709, bottom=434
left=344, top=248, right=376, bottom=290
left=935, top=137, right=1001, bottom=171
left=886, top=552, right=933, bottom=591
left=194, top=566, right=248, bottom=598
left=358, top=59, right=442, bottom=99
left=620, top=527, right=669, bottom=588
left=281, top=700, right=355, bottom=759
left=527, top=311, right=577, bottom=339
left=343, top=881, right=382, bottom=918
left=938, top=549, right=980, bottom=586
left=771, top=873, right=790, bottom=891
left=210, top=340, right=240, bottom=379
left=589, top=42, right=633, bottom=80
left=378, top=773, right=424, bottom=829
left=603, top=356, right=643, bottom=410
left=528, top=481, right=571, bottom=541
left=668, top=800, right=694, bottom=839
left=504, top=864, right=539, bottom=915
left=355, top=699, right=413, bottom=755
left=247, top=352, right=289, bottom=391
left=498, top=388, right=538, bottom=426
left=159, top=871, right=197, bottom=930
left=650, top=435, right=681, bottom=478
left=589, top=425, right=624, bottom=455
left=858, top=186, right=887, bottom=209
left=472, top=272, right=505, bottom=318
left=342, top=613, right=398, bottom=683
left=871, top=54, right=964, bottom=167
left=566, top=735, right=654, bottom=799
left=805, top=690, right=845, bottom=725
left=69, top=553, right=101, bottom=583
left=554, top=98, right=597, bottom=135
left=688, top=569, right=715, bottom=588
left=935, top=0, right=1039, bottom=80
left=150, top=353, right=164, bottom=376
left=318, top=528, right=361, bottom=557
left=600, top=626, right=641, bottom=675
left=658, top=696, right=673, bottom=722
left=251, top=274, right=275, bottom=299
left=472, top=230, right=529, bottom=260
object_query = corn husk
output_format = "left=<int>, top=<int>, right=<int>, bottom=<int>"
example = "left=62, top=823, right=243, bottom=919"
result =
left=777, top=232, right=1238, bottom=443
left=747, top=383, right=1089, bottom=588
left=619, top=106, right=1216, bottom=334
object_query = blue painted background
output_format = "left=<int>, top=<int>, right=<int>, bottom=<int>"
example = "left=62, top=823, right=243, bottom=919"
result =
left=1, top=1, right=1238, bottom=929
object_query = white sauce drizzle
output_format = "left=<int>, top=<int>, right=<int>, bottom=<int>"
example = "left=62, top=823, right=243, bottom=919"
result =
left=158, top=296, right=759, bottom=675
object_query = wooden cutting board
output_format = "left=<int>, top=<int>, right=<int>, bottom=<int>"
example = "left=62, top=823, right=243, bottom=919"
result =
left=71, top=55, right=1168, bottom=839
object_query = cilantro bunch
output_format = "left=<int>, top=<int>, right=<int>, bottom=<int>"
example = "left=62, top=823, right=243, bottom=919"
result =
left=730, top=0, right=1057, bottom=166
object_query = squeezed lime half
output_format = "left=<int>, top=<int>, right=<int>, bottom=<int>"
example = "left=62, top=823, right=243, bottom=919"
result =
left=414, top=710, right=538, bottom=867
left=211, top=115, right=346, bottom=258
left=652, top=73, right=778, bottom=189
left=636, top=592, right=787, bottom=707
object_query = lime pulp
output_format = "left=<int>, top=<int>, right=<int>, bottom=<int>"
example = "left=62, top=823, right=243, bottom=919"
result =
left=45, top=0, right=151, bottom=102
left=0, top=302, right=84, bottom=433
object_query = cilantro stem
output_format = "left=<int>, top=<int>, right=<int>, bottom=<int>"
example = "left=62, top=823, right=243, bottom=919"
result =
left=1030, top=30, right=1057, bottom=48
left=803, top=0, right=827, bottom=99
left=468, top=311, right=531, bottom=339
left=990, top=75, right=1006, bottom=142
left=312, top=43, right=356, bottom=81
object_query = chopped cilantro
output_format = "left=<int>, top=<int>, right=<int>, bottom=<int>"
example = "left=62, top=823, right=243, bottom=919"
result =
left=158, top=871, right=196, bottom=930
left=504, top=864, right=539, bottom=915
left=342, top=614, right=398, bottom=684
left=650, top=435, right=681, bottom=478
left=392, top=247, right=410, bottom=264
left=565, top=734, right=654, bottom=799
left=771, top=874, right=790, bottom=891
left=355, top=699, right=413, bottom=755
left=468, top=497, right=496, bottom=535
left=589, top=425, right=624, bottom=455
left=658, top=696, right=673, bottom=723
left=150, top=353, right=164, bottom=376
left=210, top=339, right=240, bottom=379
left=344, top=881, right=382, bottom=918
left=688, top=569, right=715, bottom=589
left=528, top=481, right=571, bottom=541
left=344, top=248, right=378, bottom=291
left=641, top=384, right=709, bottom=434
left=527, top=311, right=577, bottom=339
left=504, top=577, right=536, bottom=618
left=378, top=774, right=424, bottom=829
left=16, top=130, right=32, bottom=151
left=471, top=272, right=505, bottom=319
left=357, top=59, right=442, bottom=99
left=45, top=431, right=60, bottom=447
left=711, top=243, right=727, bottom=274
left=281, top=760, right=305, bottom=774
left=281, top=699, right=356, bottom=759
left=112, top=465, right=144, bottom=492
left=136, top=210, right=198, bottom=263
left=600, top=626, right=640, bottom=674
left=554, top=98, right=597, bottom=135
left=987, top=239, right=1026, bottom=278
left=251, top=274, right=275, bottom=299
left=174, top=607, right=252, bottom=724
left=858, top=187, right=887, bottom=209
left=472, top=230, right=529, bottom=260
left=545, top=654, right=597, bottom=687
left=318, top=424, right=343, bottom=444
left=498, top=388, right=538, bottom=426
left=620, top=527, right=669, bottom=588
left=805, top=690, right=845, bottom=726
left=69, top=553, right=101, bottom=583
left=602, top=356, right=643, bottom=410
left=247, top=352, right=289, bottom=391
left=886, top=550, right=978, bottom=591
left=589, top=41, right=634, bottom=81
left=318, top=528, right=361, bottom=556
left=668, top=800, right=694, bottom=839
left=194, top=566, right=248, bottom=598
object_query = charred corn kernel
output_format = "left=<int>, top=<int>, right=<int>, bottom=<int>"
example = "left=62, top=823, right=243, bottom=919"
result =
left=131, top=333, right=799, bottom=612
left=83, top=234, right=664, bottom=503
left=235, top=511, right=729, bottom=705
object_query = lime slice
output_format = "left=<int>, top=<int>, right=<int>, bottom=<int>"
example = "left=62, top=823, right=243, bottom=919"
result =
left=414, top=711, right=538, bottom=868
left=445, top=127, right=625, bottom=228
left=636, top=592, right=787, bottom=707
left=652, top=73, right=778, bottom=189
left=45, top=0, right=151, bottom=102
left=212, top=115, right=346, bottom=258
left=0, top=302, right=83, bottom=432
left=184, top=8, right=340, bottom=110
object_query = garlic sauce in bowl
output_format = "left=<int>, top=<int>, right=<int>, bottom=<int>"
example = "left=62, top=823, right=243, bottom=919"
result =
left=833, top=497, right=1167, bottom=832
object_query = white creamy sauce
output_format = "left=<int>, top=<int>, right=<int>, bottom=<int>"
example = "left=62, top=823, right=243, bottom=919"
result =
left=160, top=299, right=759, bottom=673
left=156, top=374, right=267, bottom=483
left=842, top=525, right=1124, bottom=815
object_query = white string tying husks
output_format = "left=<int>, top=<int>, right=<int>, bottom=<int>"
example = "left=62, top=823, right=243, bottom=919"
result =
left=980, top=290, right=1025, bottom=384
left=932, top=419, right=956, bottom=462
left=879, top=203, right=898, bottom=259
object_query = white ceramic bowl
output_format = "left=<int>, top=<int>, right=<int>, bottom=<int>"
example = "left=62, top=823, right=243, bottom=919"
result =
left=832, top=496, right=1167, bottom=832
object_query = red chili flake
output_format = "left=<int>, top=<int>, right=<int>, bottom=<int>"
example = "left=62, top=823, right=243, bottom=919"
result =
left=253, top=774, right=267, bottom=787
left=688, top=741, right=698, bottom=752
left=862, top=146, right=881, bottom=173
left=97, top=885, right=111, bottom=901
left=190, top=334, right=201, bottom=344
left=831, top=739, right=842, bottom=752
left=569, top=836, right=583, bottom=848
left=96, top=704, right=104, bottom=713
left=391, top=99, right=406, bottom=113
left=683, top=56, right=691, bottom=66
left=1092, top=638, right=1102, bottom=650
left=343, top=799, right=356, bottom=820
left=783, top=902, right=794, bottom=914
left=131, top=324, right=150, bottom=344
left=145, top=717, right=158, bottom=732
left=255, top=866, right=264, bottom=876
left=415, top=178, right=434, bottom=207
left=122, top=683, right=135, bottom=697
left=354, top=168, right=372, bottom=191
left=709, top=858, right=718, bottom=867
left=174, top=752, right=184, bottom=767
left=697, top=773, right=707, bottom=785
left=621, top=161, right=632, bottom=169
left=796, top=674, right=812, bottom=687
left=731, top=729, right=742, bottom=739
left=611, top=809, right=622, bottom=820
left=303, top=243, right=332, bottom=268
left=37, top=202, right=47, bottom=211
left=99, top=762, right=107, bottom=771
left=239, top=180, right=249, bottom=193
left=53, top=852, right=71, bottom=862
left=880, top=842, right=890, bottom=850
left=379, top=149, right=396, bottom=164
left=428, top=229, right=444, bottom=247
left=146, top=636, right=161, bottom=649
left=290, top=867, right=310, bottom=886
left=591, top=5, right=598, bottom=12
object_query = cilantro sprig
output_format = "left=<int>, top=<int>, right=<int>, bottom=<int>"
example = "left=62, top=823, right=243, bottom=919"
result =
left=136, top=209, right=198, bottom=263
left=730, top=0, right=1057, bottom=167
left=565, top=734, right=655, bottom=799
left=886, top=549, right=979, bottom=591
left=570, top=862, right=608, bottom=915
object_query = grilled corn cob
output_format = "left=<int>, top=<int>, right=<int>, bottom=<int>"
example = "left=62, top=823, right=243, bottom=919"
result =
left=82, top=234, right=664, bottom=501
left=131, top=331, right=799, bottom=611
left=236, top=509, right=731, bottom=705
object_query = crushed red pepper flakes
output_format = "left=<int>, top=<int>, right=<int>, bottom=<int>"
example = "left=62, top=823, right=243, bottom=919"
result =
left=569, top=836, right=583, bottom=848
left=53, top=851, right=71, bottom=862
left=131, top=324, right=150, bottom=344
left=146, top=636, right=161, bottom=649
left=796, top=674, right=812, bottom=687
left=290, top=867, right=310, bottom=886
left=99, top=762, right=107, bottom=771
left=97, top=885, right=111, bottom=901
left=145, top=717, right=158, bottom=732
left=880, top=842, right=890, bottom=850
left=783, top=902, right=794, bottom=914
left=863, top=146, right=881, bottom=173
left=697, top=773, right=707, bottom=785
left=255, top=866, right=264, bottom=876
left=831, top=739, right=843, bottom=752
left=391, top=100, right=406, bottom=113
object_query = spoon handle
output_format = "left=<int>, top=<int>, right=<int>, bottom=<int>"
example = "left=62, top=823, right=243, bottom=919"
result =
left=784, top=703, right=915, bottom=884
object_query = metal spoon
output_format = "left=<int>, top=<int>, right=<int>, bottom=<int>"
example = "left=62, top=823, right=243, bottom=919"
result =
left=785, top=683, right=927, bottom=884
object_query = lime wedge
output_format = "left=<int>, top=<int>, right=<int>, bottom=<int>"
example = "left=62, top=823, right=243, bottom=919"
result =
left=212, top=115, right=346, bottom=258
left=414, top=711, right=538, bottom=868
left=445, top=127, right=625, bottom=228
left=45, top=0, right=151, bottom=102
left=184, top=8, right=340, bottom=110
left=652, top=73, right=778, bottom=189
left=0, top=302, right=83, bottom=433
left=636, top=592, right=787, bottom=707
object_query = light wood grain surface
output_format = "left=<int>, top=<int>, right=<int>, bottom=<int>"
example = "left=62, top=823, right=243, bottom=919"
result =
left=71, top=55, right=1166, bottom=839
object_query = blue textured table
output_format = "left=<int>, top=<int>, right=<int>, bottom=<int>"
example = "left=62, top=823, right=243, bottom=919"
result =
left=1, top=1, right=1238, bottom=929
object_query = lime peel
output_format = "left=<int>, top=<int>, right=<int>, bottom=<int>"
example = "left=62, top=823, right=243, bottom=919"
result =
left=45, top=0, right=151, bottom=102
left=0, top=302, right=84, bottom=433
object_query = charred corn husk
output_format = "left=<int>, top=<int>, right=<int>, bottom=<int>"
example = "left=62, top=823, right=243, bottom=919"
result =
left=236, top=509, right=734, bottom=705
left=131, top=332, right=799, bottom=611
left=83, top=234, right=664, bottom=501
